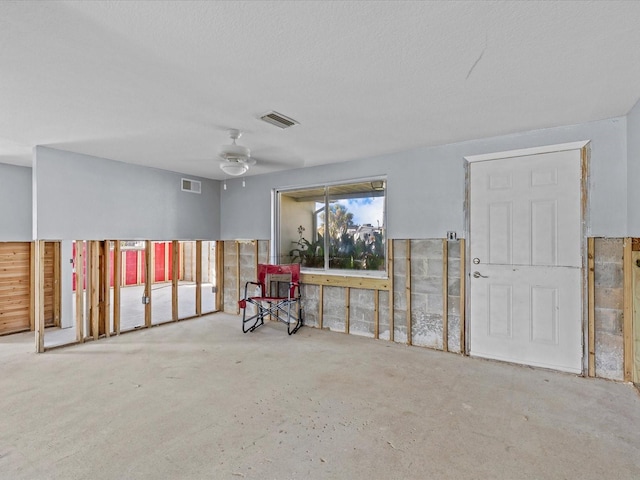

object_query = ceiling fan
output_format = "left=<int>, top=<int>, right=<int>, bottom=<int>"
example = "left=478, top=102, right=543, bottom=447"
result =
left=218, top=129, right=256, bottom=176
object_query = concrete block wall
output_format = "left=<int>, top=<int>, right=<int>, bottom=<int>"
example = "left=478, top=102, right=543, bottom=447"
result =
left=222, top=240, right=273, bottom=315
left=392, top=240, right=408, bottom=343
left=222, top=237, right=627, bottom=381
left=378, top=290, right=391, bottom=341
left=410, top=239, right=445, bottom=349
left=323, top=286, right=346, bottom=333
left=349, top=288, right=375, bottom=338
left=594, top=238, right=624, bottom=380
left=447, top=242, right=462, bottom=353
left=301, top=284, right=320, bottom=328
left=223, top=240, right=238, bottom=314
left=224, top=237, right=461, bottom=349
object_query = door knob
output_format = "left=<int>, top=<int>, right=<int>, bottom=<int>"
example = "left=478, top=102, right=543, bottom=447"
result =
left=473, top=271, right=488, bottom=278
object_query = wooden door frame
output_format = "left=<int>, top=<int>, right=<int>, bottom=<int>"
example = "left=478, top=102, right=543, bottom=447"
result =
left=463, top=141, right=590, bottom=374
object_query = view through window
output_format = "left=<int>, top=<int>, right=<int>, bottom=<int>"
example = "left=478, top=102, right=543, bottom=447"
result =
left=278, top=179, right=386, bottom=273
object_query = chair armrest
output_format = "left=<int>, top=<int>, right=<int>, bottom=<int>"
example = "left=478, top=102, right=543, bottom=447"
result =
left=243, top=281, right=263, bottom=299
left=288, top=281, right=301, bottom=299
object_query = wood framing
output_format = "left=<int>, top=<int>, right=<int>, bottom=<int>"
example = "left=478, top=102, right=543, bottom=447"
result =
left=587, top=237, right=596, bottom=377
left=374, top=289, right=379, bottom=339
left=53, top=242, right=61, bottom=327
left=300, top=274, right=390, bottom=291
left=216, top=241, right=224, bottom=312
left=633, top=249, right=640, bottom=384
left=459, top=238, right=466, bottom=354
left=196, top=240, right=202, bottom=316
left=90, top=241, right=100, bottom=340
left=34, top=241, right=45, bottom=353
left=75, top=241, right=84, bottom=342
left=442, top=239, right=448, bottom=352
left=318, top=284, right=324, bottom=330
left=235, top=241, right=240, bottom=315
left=623, top=237, right=633, bottom=382
left=144, top=240, right=152, bottom=328
left=113, top=240, right=121, bottom=334
left=388, top=239, right=394, bottom=342
left=29, top=242, right=35, bottom=332
left=345, top=287, right=350, bottom=334
left=254, top=240, right=259, bottom=278
left=101, top=241, right=111, bottom=337
left=582, top=146, right=591, bottom=377
left=406, top=239, right=411, bottom=345
left=172, top=241, right=179, bottom=321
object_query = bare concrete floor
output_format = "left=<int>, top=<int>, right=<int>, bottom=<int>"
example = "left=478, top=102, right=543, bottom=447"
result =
left=1, top=314, right=639, bottom=479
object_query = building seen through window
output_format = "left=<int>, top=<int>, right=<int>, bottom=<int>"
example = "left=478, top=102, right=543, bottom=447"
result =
left=278, top=179, right=386, bottom=274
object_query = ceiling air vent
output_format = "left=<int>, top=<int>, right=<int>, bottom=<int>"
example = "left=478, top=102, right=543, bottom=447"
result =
left=260, top=111, right=299, bottom=129
left=181, top=178, right=201, bottom=194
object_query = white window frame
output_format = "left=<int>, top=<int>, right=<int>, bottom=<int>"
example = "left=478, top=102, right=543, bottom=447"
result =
left=273, top=176, right=387, bottom=278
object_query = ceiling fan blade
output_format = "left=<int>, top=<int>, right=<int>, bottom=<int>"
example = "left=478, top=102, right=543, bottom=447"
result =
left=251, top=156, right=304, bottom=169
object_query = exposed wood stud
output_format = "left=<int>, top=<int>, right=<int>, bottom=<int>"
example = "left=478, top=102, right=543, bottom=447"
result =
left=172, top=240, right=179, bottom=321
left=90, top=241, right=100, bottom=339
left=406, top=239, right=411, bottom=345
left=623, top=237, right=633, bottom=382
left=459, top=238, right=466, bottom=354
left=144, top=240, right=152, bottom=328
left=374, top=289, right=380, bottom=339
left=254, top=240, right=259, bottom=277
left=113, top=240, right=121, bottom=334
left=318, top=284, right=324, bottom=330
left=35, top=241, right=45, bottom=353
left=443, top=239, right=449, bottom=352
left=85, top=242, right=91, bottom=337
left=102, top=241, right=111, bottom=337
left=196, top=240, right=202, bottom=316
left=236, top=241, right=240, bottom=315
left=388, top=240, right=394, bottom=342
left=581, top=146, right=590, bottom=377
left=632, top=249, right=640, bottom=383
left=345, top=287, right=350, bottom=334
left=75, top=241, right=85, bottom=342
left=29, top=242, right=35, bottom=332
left=53, top=242, right=61, bottom=327
left=216, top=241, right=224, bottom=312
left=587, top=237, right=596, bottom=377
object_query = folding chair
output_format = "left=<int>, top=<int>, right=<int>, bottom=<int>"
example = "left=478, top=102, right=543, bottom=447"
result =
left=239, top=264, right=303, bottom=335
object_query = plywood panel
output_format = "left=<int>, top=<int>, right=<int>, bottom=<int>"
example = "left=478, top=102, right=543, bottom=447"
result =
left=0, top=243, right=30, bottom=335
left=44, top=242, right=55, bottom=327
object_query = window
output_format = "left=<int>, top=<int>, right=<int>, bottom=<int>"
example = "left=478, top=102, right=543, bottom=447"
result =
left=277, top=179, right=386, bottom=274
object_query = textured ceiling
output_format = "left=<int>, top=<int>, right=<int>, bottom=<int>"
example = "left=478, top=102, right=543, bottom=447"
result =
left=1, top=1, right=640, bottom=179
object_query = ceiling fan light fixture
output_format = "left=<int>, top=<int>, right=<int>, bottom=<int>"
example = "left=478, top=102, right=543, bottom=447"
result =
left=220, top=161, right=248, bottom=176
left=218, top=143, right=250, bottom=161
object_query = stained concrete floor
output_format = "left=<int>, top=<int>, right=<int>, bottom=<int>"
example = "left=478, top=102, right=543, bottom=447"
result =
left=1, top=313, right=639, bottom=479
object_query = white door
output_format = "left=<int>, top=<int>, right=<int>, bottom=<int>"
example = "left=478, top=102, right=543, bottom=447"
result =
left=469, top=149, right=583, bottom=374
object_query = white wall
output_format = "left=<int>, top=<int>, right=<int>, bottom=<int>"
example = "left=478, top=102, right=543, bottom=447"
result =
left=627, top=99, right=640, bottom=235
left=35, top=147, right=220, bottom=240
left=221, top=117, right=627, bottom=240
left=0, top=163, right=32, bottom=241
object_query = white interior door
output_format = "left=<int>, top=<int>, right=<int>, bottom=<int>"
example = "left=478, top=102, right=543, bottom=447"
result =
left=469, top=149, right=583, bottom=374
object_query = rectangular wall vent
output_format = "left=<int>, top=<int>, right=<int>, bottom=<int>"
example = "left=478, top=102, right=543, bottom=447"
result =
left=181, top=178, right=201, bottom=194
left=260, top=111, right=299, bottom=129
